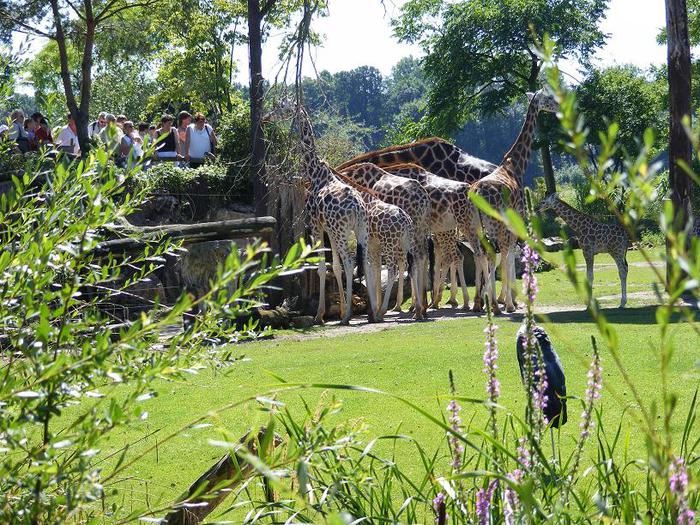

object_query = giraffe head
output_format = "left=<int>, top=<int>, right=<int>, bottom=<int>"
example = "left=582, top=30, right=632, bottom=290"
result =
left=265, top=94, right=297, bottom=122
left=537, top=192, right=561, bottom=212
left=526, top=89, right=559, bottom=114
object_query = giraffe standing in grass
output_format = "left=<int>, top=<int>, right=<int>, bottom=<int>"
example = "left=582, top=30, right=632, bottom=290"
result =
left=470, top=90, right=559, bottom=314
left=538, top=193, right=630, bottom=307
left=272, top=102, right=379, bottom=324
left=338, top=162, right=431, bottom=315
left=431, top=230, right=470, bottom=308
left=382, top=163, right=481, bottom=310
left=339, top=177, right=423, bottom=320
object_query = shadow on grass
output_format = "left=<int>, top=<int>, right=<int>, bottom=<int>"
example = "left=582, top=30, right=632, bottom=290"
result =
left=536, top=305, right=698, bottom=325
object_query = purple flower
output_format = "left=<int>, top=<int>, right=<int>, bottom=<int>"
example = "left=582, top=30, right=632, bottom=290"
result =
left=483, top=323, right=501, bottom=401
left=475, top=480, right=497, bottom=525
left=670, top=457, right=695, bottom=525
left=433, top=492, right=448, bottom=524
left=447, top=399, right=464, bottom=470
left=579, top=350, right=603, bottom=440
left=521, top=244, right=540, bottom=305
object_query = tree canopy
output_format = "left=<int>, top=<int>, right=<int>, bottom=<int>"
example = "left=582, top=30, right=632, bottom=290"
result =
left=394, top=0, right=609, bottom=134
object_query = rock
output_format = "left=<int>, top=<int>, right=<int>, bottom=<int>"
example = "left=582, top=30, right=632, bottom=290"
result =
left=542, top=236, right=565, bottom=252
left=290, top=315, right=315, bottom=329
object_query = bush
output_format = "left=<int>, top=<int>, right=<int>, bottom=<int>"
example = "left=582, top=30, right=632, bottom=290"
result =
left=217, top=99, right=253, bottom=196
left=0, top=149, right=311, bottom=522
left=129, top=162, right=236, bottom=197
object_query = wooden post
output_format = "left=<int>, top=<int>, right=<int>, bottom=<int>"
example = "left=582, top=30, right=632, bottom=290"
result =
left=162, top=428, right=282, bottom=525
left=665, top=0, right=693, bottom=287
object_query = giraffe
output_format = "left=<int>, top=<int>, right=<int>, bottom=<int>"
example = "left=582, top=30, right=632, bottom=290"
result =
left=338, top=162, right=431, bottom=315
left=336, top=137, right=497, bottom=184
left=380, top=163, right=481, bottom=310
left=470, top=89, right=559, bottom=314
left=343, top=179, right=423, bottom=320
left=272, top=102, right=379, bottom=325
left=334, top=126, right=503, bottom=304
left=430, top=230, right=470, bottom=308
left=538, top=193, right=630, bottom=307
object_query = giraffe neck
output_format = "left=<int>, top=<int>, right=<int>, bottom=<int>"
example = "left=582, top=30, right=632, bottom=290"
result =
left=549, top=199, right=590, bottom=230
left=296, top=106, right=331, bottom=192
left=501, top=98, right=540, bottom=181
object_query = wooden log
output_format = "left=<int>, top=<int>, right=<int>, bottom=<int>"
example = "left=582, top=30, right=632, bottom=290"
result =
left=162, top=427, right=282, bottom=525
left=93, top=217, right=277, bottom=255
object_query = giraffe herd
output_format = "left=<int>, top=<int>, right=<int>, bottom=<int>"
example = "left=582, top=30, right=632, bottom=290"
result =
left=272, top=88, right=629, bottom=325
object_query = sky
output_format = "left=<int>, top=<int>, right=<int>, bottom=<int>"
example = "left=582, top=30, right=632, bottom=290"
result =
left=234, top=0, right=669, bottom=85
left=12, top=0, right=671, bottom=90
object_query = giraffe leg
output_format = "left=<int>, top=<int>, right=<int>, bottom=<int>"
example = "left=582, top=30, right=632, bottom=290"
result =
left=430, top=247, right=443, bottom=309
left=339, top=250, right=355, bottom=325
left=616, top=251, right=628, bottom=308
left=358, top=232, right=379, bottom=323
left=502, top=247, right=516, bottom=313
left=368, top=241, right=382, bottom=320
left=394, top=256, right=405, bottom=312
left=486, top=252, right=502, bottom=315
left=509, top=250, right=518, bottom=308
left=447, top=264, right=459, bottom=307
left=472, top=253, right=487, bottom=313
left=315, top=245, right=327, bottom=324
left=457, top=260, right=470, bottom=310
left=583, top=250, right=594, bottom=299
left=496, top=253, right=506, bottom=304
left=330, top=240, right=346, bottom=320
left=380, top=264, right=397, bottom=319
left=411, top=254, right=425, bottom=320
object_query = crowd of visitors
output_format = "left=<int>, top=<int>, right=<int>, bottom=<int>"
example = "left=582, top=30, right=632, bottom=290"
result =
left=1, top=109, right=218, bottom=168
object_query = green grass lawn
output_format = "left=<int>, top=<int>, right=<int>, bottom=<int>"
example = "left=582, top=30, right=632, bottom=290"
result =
left=64, top=247, right=699, bottom=521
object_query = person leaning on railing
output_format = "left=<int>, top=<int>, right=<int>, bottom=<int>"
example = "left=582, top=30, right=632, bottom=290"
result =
left=184, top=112, right=217, bottom=168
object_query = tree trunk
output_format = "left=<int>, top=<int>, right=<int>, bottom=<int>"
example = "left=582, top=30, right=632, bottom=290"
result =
left=665, top=0, right=693, bottom=285
left=248, top=0, right=268, bottom=217
left=77, top=4, right=96, bottom=156
left=540, top=143, right=556, bottom=195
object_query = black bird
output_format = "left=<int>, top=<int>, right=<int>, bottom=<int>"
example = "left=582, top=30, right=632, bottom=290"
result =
left=515, top=323, right=567, bottom=429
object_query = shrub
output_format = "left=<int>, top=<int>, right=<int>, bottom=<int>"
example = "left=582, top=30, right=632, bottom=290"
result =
left=129, top=162, right=235, bottom=197
left=0, top=148, right=312, bottom=523
left=217, top=99, right=253, bottom=195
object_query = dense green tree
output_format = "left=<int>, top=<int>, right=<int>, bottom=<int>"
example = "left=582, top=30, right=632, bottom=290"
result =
left=576, top=65, right=667, bottom=167
left=1, top=0, right=163, bottom=154
left=393, top=0, right=609, bottom=193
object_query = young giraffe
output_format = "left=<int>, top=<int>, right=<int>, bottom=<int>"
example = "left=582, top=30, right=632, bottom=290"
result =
left=470, top=90, right=559, bottom=314
left=431, top=230, right=470, bottom=308
left=382, top=163, right=482, bottom=310
left=336, top=137, right=497, bottom=184
left=336, top=173, right=423, bottom=320
left=274, top=102, right=379, bottom=324
left=538, top=193, right=629, bottom=307
left=338, top=162, right=431, bottom=315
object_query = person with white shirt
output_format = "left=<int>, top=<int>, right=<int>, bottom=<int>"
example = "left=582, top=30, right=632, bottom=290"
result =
left=8, top=109, right=30, bottom=152
left=184, top=112, right=217, bottom=167
left=57, top=113, right=80, bottom=156
left=88, top=112, right=108, bottom=138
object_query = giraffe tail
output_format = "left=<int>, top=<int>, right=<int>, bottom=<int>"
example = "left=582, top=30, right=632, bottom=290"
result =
left=355, top=241, right=365, bottom=280
left=406, top=250, right=414, bottom=277
left=427, top=237, right=435, bottom=287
